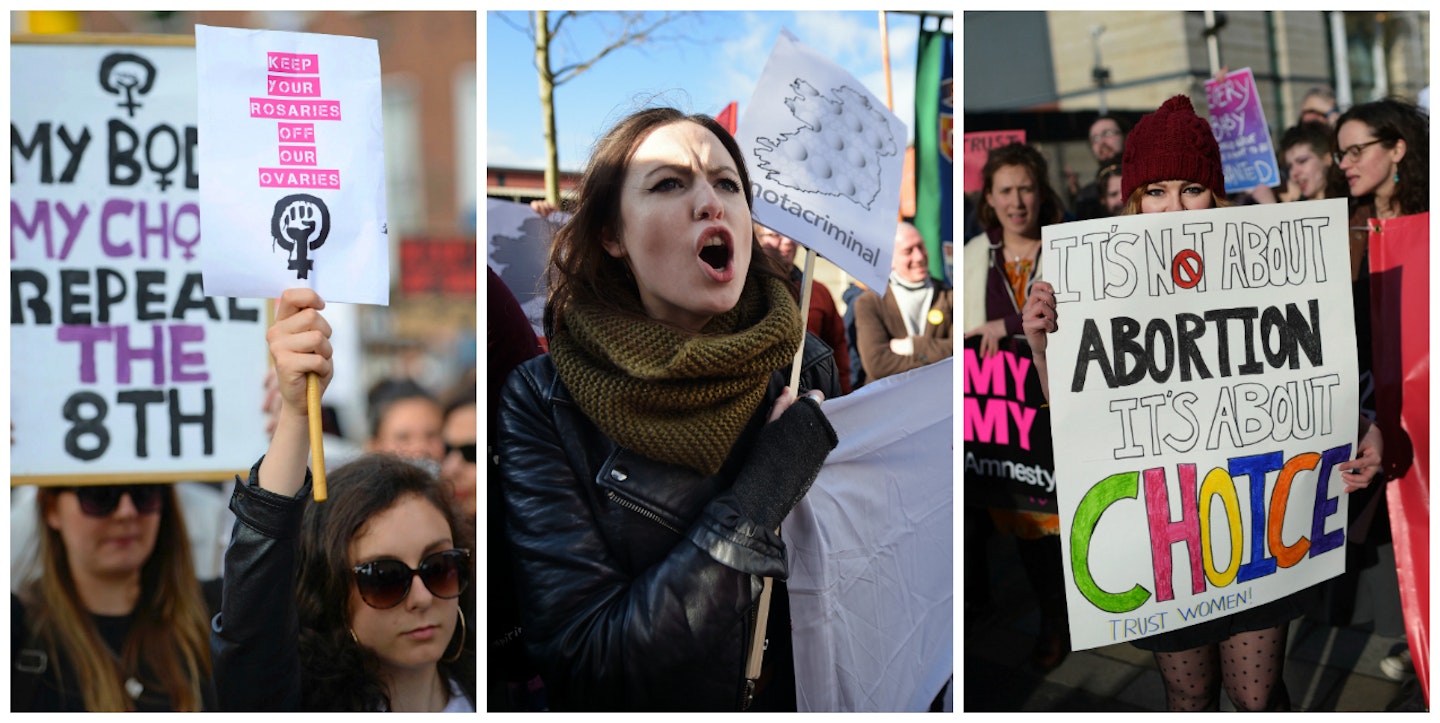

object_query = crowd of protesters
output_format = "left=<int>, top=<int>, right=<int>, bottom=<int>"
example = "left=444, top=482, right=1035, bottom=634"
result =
left=964, top=80, right=1429, bottom=711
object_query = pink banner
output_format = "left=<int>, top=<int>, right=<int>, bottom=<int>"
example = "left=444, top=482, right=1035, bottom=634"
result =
left=1369, top=212, right=1429, bottom=704
left=963, top=130, right=1025, bottom=194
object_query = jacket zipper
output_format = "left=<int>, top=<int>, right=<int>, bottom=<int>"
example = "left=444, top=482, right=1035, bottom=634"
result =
left=604, top=489, right=682, bottom=536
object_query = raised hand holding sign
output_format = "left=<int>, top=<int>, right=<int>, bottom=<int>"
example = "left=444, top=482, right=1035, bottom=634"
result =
left=197, top=25, right=388, bottom=501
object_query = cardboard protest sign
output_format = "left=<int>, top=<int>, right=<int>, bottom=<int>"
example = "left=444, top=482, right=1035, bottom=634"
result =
left=196, top=25, right=388, bottom=305
left=1042, top=198, right=1358, bottom=650
left=962, top=130, right=1025, bottom=194
left=737, top=29, right=906, bottom=295
left=11, top=37, right=269, bottom=484
left=1368, top=213, right=1430, bottom=699
left=963, top=337, right=1056, bottom=513
left=785, top=358, right=952, bottom=711
left=1204, top=68, right=1281, bottom=194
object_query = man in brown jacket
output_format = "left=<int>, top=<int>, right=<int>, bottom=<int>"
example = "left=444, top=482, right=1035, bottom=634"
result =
left=852, top=222, right=953, bottom=381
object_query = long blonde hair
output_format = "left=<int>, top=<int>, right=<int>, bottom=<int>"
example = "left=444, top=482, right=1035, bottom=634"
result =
left=23, top=486, right=212, bottom=711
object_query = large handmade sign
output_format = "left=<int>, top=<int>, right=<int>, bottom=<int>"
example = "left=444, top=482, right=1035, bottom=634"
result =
left=1042, top=198, right=1358, bottom=650
left=11, top=37, right=269, bottom=484
left=195, top=25, right=389, bottom=305
left=738, top=29, right=906, bottom=295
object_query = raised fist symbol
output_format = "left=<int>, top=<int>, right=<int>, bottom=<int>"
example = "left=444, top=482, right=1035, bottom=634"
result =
left=271, top=194, right=331, bottom=280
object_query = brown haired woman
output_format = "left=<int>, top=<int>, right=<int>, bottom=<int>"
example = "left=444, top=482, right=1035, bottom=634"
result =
left=496, top=107, right=841, bottom=710
left=12, top=484, right=217, bottom=711
left=961, top=141, right=1071, bottom=668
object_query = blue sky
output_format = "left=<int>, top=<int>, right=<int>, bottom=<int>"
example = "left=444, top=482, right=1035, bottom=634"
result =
left=485, top=10, right=944, bottom=172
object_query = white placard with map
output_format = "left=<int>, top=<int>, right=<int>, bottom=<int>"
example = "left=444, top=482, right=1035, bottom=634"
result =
left=737, top=29, right=906, bottom=295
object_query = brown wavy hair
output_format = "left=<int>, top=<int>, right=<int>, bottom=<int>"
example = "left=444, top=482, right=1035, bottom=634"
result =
left=542, top=107, right=788, bottom=338
left=24, top=485, right=212, bottom=711
left=975, top=142, right=1065, bottom=231
left=1334, top=97, right=1430, bottom=216
left=294, top=454, right=475, bottom=711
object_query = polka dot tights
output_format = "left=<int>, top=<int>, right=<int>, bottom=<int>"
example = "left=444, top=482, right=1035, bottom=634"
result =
left=1153, top=625, right=1291, bottom=711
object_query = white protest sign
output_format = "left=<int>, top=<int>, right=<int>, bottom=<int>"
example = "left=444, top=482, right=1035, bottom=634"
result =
left=784, top=358, right=953, bottom=711
left=737, top=29, right=906, bottom=295
left=196, top=25, right=388, bottom=305
left=11, top=39, right=269, bottom=484
left=1042, top=198, right=1357, bottom=650
left=486, top=197, right=558, bottom=337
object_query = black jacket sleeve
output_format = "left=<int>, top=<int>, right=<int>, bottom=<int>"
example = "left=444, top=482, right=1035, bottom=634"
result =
left=210, top=458, right=311, bottom=712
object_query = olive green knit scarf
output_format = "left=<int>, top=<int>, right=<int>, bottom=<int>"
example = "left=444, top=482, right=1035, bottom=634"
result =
left=550, top=274, right=803, bottom=476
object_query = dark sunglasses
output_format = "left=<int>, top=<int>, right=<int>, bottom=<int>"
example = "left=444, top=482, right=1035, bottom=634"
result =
left=66, top=485, right=165, bottom=517
left=352, top=548, right=471, bottom=609
left=444, top=442, right=477, bottom=463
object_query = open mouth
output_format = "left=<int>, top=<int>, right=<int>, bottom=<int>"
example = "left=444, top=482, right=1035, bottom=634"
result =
left=697, top=227, right=735, bottom=280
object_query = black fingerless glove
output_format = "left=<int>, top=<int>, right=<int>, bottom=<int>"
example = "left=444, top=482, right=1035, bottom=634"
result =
left=731, top=396, right=839, bottom=531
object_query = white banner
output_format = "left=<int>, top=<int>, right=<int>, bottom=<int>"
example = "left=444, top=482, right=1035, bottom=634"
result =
left=737, top=29, right=906, bottom=295
left=784, top=358, right=953, bottom=711
left=196, top=25, right=389, bottom=305
left=1042, top=198, right=1357, bottom=650
left=11, top=41, right=268, bottom=483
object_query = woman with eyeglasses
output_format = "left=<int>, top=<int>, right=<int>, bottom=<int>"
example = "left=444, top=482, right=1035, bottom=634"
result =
left=496, top=107, right=840, bottom=710
left=11, top=482, right=217, bottom=711
left=1330, top=96, right=1428, bottom=687
left=211, top=288, right=475, bottom=712
left=1023, top=95, right=1383, bottom=711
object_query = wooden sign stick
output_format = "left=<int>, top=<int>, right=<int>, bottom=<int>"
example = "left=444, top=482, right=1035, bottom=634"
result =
left=788, top=246, right=817, bottom=393
left=307, top=372, right=328, bottom=502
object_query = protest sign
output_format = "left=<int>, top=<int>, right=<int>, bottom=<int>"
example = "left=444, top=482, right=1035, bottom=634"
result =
left=195, top=25, right=388, bottom=305
left=785, top=358, right=952, bottom=711
left=963, top=336, right=1056, bottom=513
left=11, top=37, right=268, bottom=484
left=1368, top=213, right=1430, bottom=699
left=486, top=197, right=560, bottom=337
left=737, top=29, right=906, bottom=295
left=1041, top=198, right=1358, bottom=650
left=1204, top=68, right=1281, bottom=194
left=962, top=130, right=1025, bottom=194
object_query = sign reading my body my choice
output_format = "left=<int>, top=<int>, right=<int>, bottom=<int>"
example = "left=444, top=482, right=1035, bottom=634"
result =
left=11, top=41, right=268, bottom=482
left=1042, top=198, right=1358, bottom=650
left=195, top=25, right=389, bottom=305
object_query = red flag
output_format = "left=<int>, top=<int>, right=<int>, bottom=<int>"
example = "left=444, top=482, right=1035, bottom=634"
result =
left=715, top=101, right=737, bottom=135
left=1369, top=212, right=1429, bottom=704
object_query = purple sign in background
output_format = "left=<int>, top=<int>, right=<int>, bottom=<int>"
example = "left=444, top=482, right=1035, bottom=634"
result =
left=1204, top=68, right=1280, bottom=194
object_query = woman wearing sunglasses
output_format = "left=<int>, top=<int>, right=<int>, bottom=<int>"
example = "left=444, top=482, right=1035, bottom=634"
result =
left=12, top=483, right=217, bottom=711
left=1022, top=95, right=1383, bottom=711
left=495, top=108, right=840, bottom=710
left=211, top=288, right=475, bottom=712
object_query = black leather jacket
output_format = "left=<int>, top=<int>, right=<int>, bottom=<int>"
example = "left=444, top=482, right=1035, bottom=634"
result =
left=496, top=333, right=840, bottom=711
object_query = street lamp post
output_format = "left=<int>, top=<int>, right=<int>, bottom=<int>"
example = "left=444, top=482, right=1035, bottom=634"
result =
left=1091, top=25, right=1110, bottom=115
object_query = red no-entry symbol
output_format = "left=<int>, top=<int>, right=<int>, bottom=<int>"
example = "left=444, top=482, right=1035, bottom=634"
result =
left=1172, top=249, right=1204, bottom=289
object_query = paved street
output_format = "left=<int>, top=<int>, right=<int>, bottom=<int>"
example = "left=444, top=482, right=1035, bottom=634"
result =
left=963, top=531, right=1427, bottom=712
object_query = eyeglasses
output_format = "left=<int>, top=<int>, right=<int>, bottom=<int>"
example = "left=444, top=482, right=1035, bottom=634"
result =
left=1090, top=128, right=1122, bottom=144
left=444, top=442, right=477, bottom=463
left=1333, top=139, right=1384, bottom=165
left=352, top=548, right=470, bottom=609
left=66, top=485, right=165, bottom=517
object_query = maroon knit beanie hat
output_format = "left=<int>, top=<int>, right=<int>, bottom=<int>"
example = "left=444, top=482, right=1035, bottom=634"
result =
left=1121, top=95, right=1226, bottom=201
